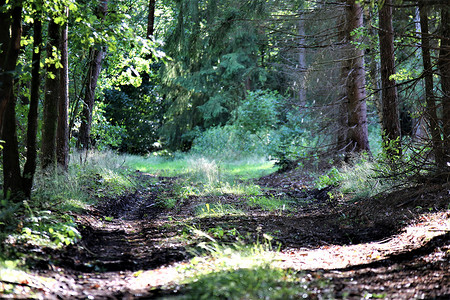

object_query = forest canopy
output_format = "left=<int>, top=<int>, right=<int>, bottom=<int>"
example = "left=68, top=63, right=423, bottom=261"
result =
left=1, top=0, right=450, bottom=199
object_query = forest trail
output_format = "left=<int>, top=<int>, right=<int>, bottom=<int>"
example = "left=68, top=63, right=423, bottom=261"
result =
left=5, top=171, right=450, bottom=299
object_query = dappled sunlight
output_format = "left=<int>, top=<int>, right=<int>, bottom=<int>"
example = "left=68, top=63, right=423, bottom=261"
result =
left=278, top=211, right=449, bottom=271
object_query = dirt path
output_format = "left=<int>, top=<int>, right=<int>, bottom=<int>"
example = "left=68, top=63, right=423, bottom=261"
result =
left=4, top=172, right=450, bottom=299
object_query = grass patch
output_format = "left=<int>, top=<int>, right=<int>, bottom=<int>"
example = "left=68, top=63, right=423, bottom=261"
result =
left=219, top=159, right=276, bottom=180
left=1, top=150, right=137, bottom=272
left=194, top=202, right=244, bottom=218
left=174, top=232, right=330, bottom=299
left=125, top=155, right=188, bottom=176
left=126, top=155, right=272, bottom=198
left=124, top=154, right=276, bottom=181
left=245, top=196, right=293, bottom=212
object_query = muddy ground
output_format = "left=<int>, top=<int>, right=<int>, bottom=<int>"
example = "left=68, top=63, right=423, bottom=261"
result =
left=2, top=169, right=449, bottom=299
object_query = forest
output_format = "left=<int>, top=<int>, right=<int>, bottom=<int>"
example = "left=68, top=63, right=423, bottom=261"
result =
left=0, top=0, right=449, bottom=298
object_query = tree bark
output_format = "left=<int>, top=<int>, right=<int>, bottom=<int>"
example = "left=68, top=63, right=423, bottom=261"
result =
left=0, top=2, right=24, bottom=199
left=298, top=15, right=307, bottom=106
left=419, top=2, right=445, bottom=168
left=77, top=47, right=104, bottom=151
left=41, top=20, right=61, bottom=171
left=345, top=0, right=370, bottom=153
left=57, top=7, right=69, bottom=170
left=22, top=16, right=42, bottom=197
left=438, top=5, right=450, bottom=161
left=378, top=0, right=401, bottom=158
left=147, top=0, right=156, bottom=39
left=336, top=11, right=349, bottom=153
left=77, top=0, right=108, bottom=152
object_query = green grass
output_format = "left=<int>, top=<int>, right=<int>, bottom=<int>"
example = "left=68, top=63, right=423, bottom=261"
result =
left=124, top=154, right=276, bottom=180
left=219, top=159, right=276, bottom=180
left=173, top=232, right=330, bottom=299
left=125, top=155, right=189, bottom=176
left=124, top=154, right=276, bottom=199
left=194, top=202, right=244, bottom=218
left=1, top=150, right=139, bottom=271
left=245, top=195, right=293, bottom=212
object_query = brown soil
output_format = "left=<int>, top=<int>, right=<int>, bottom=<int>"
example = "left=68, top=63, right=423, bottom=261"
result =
left=2, top=170, right=449, bottom=299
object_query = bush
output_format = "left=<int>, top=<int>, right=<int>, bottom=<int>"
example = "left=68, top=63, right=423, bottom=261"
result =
left=234, top=90, right=280, bottom=134
left=191, top=125, right=271, bottom=160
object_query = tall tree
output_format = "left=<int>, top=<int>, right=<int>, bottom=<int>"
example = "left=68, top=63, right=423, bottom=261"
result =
left=41, top=19, right=61, bottom=171
left=0, top=1, right=24, bottom=198
left=438, top=4, right=450, bottom=160
left=22, top=2, right=43, bottom=197
left=57, top=6, right=69, bottom=170
left=147, top=0, right=156, bottom=39
left=419, top=1, right=445, bottom=167
left=343, top=0, right=370, bottom=153
left=77, top=0, right=108, bottom=151
left=297, top=14, right=307, bottom=106
left=378, top=0, right=401, bottom=158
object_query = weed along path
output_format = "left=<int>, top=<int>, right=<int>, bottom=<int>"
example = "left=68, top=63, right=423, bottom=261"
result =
left=2, top=167, right=450, bottom=299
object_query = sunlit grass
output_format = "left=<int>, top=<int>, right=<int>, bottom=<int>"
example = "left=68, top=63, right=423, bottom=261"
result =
left=194, top=202, right=244, bottom=218
left=218, top=181, right=262, bottom=195
left=124, top=154, right=276, bottom=199
left=124, top=154, right=276, bottom=180
left=124, top=155, right=189, bottom=176
left=245, top=195, right=293, bottom=212
left=220, top=159, right=276, bottom=180
left=171, top=231, right=329, bottom=299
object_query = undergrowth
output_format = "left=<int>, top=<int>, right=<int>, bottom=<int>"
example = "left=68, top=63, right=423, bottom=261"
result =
left=0, top=150, right=136, bottom=275
left=175, top=230, right=331, bottom=299
left=314, top=153, right=403, bottom=201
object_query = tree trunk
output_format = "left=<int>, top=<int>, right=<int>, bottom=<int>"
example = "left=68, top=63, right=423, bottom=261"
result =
left=0, top=2, right=24, bottom=199
left=298, top=15, right=307, bottom=106
left=41, top=20, right=61, bottom=171
left=22, top=16, right=42, bottom=197
left=147, top=0, right=156, bottom=39
left=345, top=0, right=370, bottom=153
left=77, top=0, right=108, bottom=152
left=378, top=0, right=401, bottom=158
left=438, top=5, right=450, bottom=161
left=336, top=11, right=349, bottom=153
left=77, top=47, right=104, bottom=151
left=419, top=2, right=445, bottom=168
left=412, top=7, right=427, bottom=142
left=57, top=7, right=69, bottom=170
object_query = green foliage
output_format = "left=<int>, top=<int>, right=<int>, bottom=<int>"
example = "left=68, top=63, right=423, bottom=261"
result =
left=337, top=154, right=397, bottom=200
left=159, top=0, right=272, bottom=150
left=156, top=197, right=177, bottom=209
left=125, top=155, right=188, bottom=177
left=190, top=125, right=271, bottom=160
left=195, top=202, right=244, bottom=218
left=102, top=81, right=163, bottom=154
left=20, top=209, right=81, bottom=248
left=182, top=266, right=308, bottom=300
left=315, top=167, right=343, bottom=189
left=177, top=230, right=331, bottom=300
left=245, top=196, right=292, bottom=212
left=272, top=109, right=320, bottom=168
left=234, top=90, right=280, bottom=134
left=0, top=199, right=22, bottom=238
left=90, top=102, right=126, bottom=151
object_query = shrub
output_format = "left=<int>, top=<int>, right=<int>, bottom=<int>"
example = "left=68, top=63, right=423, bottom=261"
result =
left=190, top=125, right=270, bottom=160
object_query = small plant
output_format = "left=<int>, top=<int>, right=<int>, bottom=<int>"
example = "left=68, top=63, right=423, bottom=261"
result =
left=315, top=167, right=343, bottom=189
left=207, top=226, right=240, bottom=240
left=245, top=196, right=291, bottom=212
left=155, top=195, right=178, bottom=209
left=19, top=210, right=81, bottom=248
left=195, top=202, right=244, bottom=218
left=177, top=231, right=330, bottom=300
